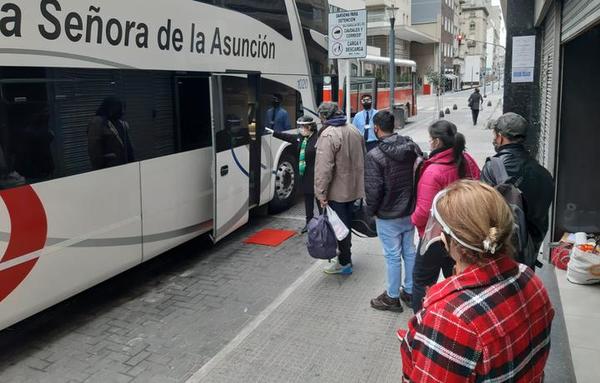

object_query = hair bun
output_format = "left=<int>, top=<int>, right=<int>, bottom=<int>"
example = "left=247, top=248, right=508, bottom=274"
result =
left=483, top=227, right=499, bottom=254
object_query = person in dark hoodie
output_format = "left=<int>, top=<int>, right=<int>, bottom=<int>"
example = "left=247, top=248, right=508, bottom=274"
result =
left=315, top=102, right=366, bottom=275
left=365, top=110, right=423, bottom=312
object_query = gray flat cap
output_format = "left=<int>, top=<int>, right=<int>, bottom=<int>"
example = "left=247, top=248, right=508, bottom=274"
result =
left=491, top=112, right=528, bottom=138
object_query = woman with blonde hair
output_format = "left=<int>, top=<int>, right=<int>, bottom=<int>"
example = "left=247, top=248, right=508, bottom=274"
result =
left=399, top=180, right=554, bottom=383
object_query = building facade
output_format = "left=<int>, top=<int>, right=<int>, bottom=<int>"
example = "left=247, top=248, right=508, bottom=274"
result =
left=501, top=0, right=600, bottom=244
left=411, top=0, right=460, bottom=93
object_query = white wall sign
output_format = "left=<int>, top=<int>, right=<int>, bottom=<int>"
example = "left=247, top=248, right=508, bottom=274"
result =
left=511, top=35, right=535, bottom=83
left=328, top=10, right=367, bottom=59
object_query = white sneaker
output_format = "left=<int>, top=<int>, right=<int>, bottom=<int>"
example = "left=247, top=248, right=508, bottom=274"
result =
left=323, top=258, right=353, bottom=275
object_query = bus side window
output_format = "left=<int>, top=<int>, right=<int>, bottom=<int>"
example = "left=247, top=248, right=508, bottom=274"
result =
left=260, top=79, right=300, bottom=133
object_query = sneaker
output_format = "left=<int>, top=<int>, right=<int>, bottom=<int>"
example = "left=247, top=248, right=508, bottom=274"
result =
left=371, top=292, right=403, bottom=312
left=399, top=290, right=413, bottom=306
left=323, top=259, right=352, bottom=275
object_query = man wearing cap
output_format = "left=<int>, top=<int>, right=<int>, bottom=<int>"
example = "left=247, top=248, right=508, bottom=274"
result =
left=265, top=93, right=291, bottom=132
left=481, top=112, right=554, bottom=269
left=352, top=94, right=379, bottom=152
left=314, top=102, right=366, bottom=275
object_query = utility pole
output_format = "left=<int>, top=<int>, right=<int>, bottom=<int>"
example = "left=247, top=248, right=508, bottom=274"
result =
left=387, top=5, right=398, bottom=113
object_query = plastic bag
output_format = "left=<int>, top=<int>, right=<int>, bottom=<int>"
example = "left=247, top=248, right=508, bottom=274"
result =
left=306, top=211, right=338, bottom=260
left=326, top=205, right=349, bottom=241
left=567, top=244, right=600, bottom=285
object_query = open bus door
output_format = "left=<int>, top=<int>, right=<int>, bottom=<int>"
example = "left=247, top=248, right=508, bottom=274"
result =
left=210, top=75, right=253, bottom=242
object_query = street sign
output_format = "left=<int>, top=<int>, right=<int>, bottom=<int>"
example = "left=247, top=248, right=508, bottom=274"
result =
left=328, top=10, right=367, bottom=59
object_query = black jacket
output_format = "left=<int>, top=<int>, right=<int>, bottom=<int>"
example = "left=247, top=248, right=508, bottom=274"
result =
left=481, top=143, right=554, bottom=245
left=468, top=92, right=483, bottom=110
left=365, top=134, right=422, bottom=219
left=273, top=131, right=318, bottom=194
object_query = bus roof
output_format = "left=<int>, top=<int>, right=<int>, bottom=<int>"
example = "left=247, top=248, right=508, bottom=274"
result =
left=359, top=55, right=417, bottom=69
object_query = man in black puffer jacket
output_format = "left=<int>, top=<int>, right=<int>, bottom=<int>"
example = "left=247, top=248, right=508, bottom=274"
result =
left=365, top=110, right=423, bottom=312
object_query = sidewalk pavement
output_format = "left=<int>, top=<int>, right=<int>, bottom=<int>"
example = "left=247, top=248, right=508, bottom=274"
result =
left=0, top=87, right=583, bottom=383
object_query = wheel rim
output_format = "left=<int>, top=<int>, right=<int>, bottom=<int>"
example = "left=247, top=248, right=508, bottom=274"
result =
left=275, top=161, right=295, bottom=200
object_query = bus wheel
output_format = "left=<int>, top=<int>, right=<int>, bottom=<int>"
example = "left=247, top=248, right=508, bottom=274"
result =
left=269, top=150, right=297, bottom=213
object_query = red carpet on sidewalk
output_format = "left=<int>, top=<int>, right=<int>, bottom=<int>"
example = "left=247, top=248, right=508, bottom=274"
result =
left=243, top=229, right=297, bottom=247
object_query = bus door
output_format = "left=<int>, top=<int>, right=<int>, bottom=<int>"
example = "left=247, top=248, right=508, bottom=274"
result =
left=210, top=75, right=253, bottom=242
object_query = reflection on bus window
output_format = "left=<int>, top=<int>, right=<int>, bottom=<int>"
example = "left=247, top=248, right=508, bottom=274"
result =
left=88, top=97, right=135, bottom=170
left=260, top=79, right=302, bottom=133
left=195, top=0, right=292, bottom=40
left=265, top=93, right=291, bottom=132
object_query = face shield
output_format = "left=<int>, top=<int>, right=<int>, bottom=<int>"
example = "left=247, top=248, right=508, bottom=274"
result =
left=420, top=190, right=487, bottom=256
left=296, top=119, right=314, bottom=136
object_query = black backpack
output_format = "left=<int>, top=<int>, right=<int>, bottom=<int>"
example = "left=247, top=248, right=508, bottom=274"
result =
left=487, top=157, right=537, bottom=268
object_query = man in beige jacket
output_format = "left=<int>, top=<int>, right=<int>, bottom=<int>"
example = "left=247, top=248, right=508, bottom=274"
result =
left=314, top=102, right=366, bottom=275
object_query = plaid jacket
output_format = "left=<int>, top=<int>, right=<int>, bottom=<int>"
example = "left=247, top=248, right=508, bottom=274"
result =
left=399, top=256, right=554, bottom=383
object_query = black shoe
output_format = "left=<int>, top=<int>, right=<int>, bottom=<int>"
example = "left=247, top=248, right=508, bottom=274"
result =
left=370, top=292, right=403, bottom=312
left=400, top=290, right=412, bottom=306
left=301, top=224, right=308, bottom=234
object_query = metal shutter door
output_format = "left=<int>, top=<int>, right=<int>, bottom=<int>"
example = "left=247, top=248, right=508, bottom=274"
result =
left=539, top=2, right=557, bottom=166
left=562, top=0, right=600, bottom=42
left=118, top=71, right=175, bottom=161
left=53, top=69, right=117, bottom=177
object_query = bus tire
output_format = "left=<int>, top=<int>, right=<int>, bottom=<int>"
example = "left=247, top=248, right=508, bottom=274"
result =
left=269, top=149, right=298, bottom=213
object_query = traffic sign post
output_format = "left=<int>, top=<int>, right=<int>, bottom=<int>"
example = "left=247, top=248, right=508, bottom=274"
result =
left=328, top=10, right=367, bottom=121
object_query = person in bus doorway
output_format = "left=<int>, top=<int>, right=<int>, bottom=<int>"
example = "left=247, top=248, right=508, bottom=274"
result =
left=365, top=110, right=422, bottom=312
left=468, top=87, right=484, bottom=125
left=270, top=116, right=320, bottom=234
left=265, top=93, right=291, bottom=132
left=88, top=97, right=135, bottom=170
left=411, top=120, right=480, bottom=312
left=315, top=102, right=365, bottom=275
left=352, top=94, right=379, bottom=152
left=399, top=180, right=554, bottom=383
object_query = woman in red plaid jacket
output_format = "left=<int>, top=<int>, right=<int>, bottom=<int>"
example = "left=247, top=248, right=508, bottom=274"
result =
left=399, top=180, right=554, bottom=383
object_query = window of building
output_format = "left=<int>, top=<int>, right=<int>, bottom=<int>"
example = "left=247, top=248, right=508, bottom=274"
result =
left=470, top=21, right=476, bottom=31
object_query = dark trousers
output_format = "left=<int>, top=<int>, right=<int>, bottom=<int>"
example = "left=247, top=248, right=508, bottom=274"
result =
left=304, top=193, right=322, bottom=223
left=412, top=241, right=455, bottom=313
left=328, top=200, right=354, bottom=266
left=471, top=109, right=480, bottom=125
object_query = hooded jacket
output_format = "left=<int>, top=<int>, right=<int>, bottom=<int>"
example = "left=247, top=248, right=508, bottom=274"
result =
left=365, top=134, right=423, bottom=219
left=480, top=143, right=554, bottom=246
left=411, top=148, right=481, bottom=236
left=314, top=115, right=365, bottom=203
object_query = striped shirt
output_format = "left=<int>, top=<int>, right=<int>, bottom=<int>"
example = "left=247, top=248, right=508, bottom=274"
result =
left=399, top=256, right=554, bottom=383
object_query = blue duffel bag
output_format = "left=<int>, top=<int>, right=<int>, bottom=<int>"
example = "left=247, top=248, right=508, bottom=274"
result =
left=306, top=210, right=337, bottom=260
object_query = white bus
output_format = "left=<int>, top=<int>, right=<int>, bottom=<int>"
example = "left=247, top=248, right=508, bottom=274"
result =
left=0, top=0, right=328, bottom=330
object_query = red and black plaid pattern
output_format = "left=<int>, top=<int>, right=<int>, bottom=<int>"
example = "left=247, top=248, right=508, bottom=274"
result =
left=399, top=256, right=554, bottom=383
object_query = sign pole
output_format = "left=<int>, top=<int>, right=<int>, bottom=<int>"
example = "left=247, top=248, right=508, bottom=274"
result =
left=345, top=60, right=352, bottom=122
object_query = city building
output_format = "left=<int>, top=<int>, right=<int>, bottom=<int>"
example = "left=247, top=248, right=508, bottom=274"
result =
left=411, top=0, right=461, bottom=93
left=365, top=0, right=438, bottom=96
left=458, top=0, right=490, bottom=85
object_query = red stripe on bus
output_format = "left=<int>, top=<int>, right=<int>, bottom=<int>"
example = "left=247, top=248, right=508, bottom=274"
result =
left=0, top=185, right=48, bottom=302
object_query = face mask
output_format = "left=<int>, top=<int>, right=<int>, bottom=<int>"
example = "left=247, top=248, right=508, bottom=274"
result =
left=272, top=101, right=281, bottom=108
left=299, top=127, right=312, bottom=137
left=362, top=102, right=372, bottom=110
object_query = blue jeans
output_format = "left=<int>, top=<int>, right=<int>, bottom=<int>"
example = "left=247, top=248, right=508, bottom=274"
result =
left=376, top=217, right=416, bottom=298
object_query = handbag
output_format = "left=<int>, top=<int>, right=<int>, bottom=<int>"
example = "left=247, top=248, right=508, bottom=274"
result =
left=306, top=210, right=338, bottom=260
left=351, top=199, right=378, bottom=238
